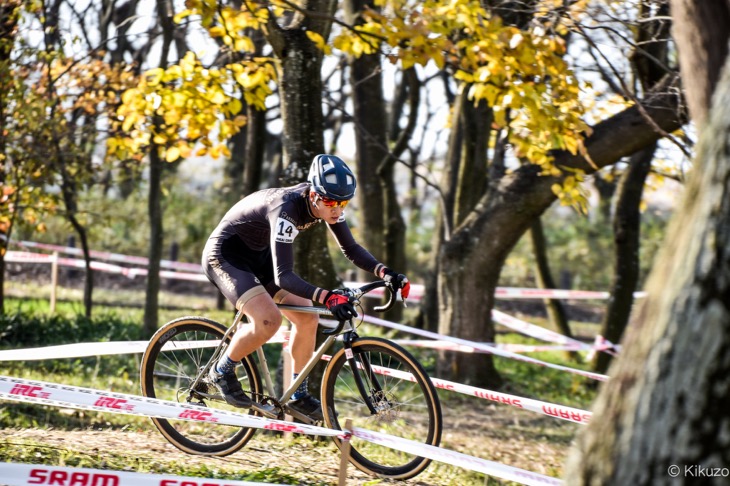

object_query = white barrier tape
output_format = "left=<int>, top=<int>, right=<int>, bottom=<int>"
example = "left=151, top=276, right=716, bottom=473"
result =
left=6, top=251, right=208, bottom=282
left=13, top=240, right=201, bottom=272
left=586, top=335, right=621, bottom=361
left=361, top=315, right=608, bottom=382
left=344, top=280, right=645, bottom=301
left=491, top=310, right=594, bottom=351
left=0, top=331, right=289, bottom=362
left=10, top=243, right=644, bottom=301
left=361, top=361, right=591, bottom=425
left=352, top=427, right=561, bottom=486
left=0, top=376, right=341, bottom=438
left=0, top=375, right=563, bottom=486
left=0, top=462, right=282, bottom=486
left=395, top=339, right=604, bottom=354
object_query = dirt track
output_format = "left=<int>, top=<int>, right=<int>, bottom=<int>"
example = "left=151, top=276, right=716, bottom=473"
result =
left=0, top=401, right=578, bottom=485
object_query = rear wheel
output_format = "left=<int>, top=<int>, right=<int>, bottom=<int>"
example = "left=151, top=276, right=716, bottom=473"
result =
left=140, top=316, right=262, bottom=455
left=321, top=337, right=442, bottom=479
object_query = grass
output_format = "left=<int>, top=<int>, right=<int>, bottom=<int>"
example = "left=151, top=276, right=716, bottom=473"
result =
left=1, top=288, right=601, bottom=484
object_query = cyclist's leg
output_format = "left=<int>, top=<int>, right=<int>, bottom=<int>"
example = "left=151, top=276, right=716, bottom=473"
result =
left=202, top=237, right=284, bottom=361
left=228, top=292, right=282, bottom=360
left=276, top=291, right=318, bottom=374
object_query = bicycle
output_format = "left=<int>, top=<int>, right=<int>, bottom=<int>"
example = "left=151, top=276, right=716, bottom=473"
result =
left=140, top=280, right=442, bottom=480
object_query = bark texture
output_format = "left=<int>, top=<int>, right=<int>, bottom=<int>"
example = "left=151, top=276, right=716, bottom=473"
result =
left=670, top=0, right=730, bottom=127
left=565, top=61, right=730, bottom=484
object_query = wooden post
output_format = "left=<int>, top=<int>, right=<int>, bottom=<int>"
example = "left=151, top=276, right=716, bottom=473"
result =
left=338, top=419, right=353, bottom=486
left=50, top=251, right=59, bottom=314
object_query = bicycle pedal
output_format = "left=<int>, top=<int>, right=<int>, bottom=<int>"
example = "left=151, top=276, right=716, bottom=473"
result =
left=284, top=406, right=317, bottom=425
left=251, top=402, right=279, bottom=418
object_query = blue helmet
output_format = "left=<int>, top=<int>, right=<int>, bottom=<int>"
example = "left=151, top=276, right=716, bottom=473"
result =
left=307, top=154, right=356, bottom=201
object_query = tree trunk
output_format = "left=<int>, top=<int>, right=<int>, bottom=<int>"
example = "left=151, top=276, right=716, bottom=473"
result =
left=593, top=144, right=655, bottom=374
left=143, top=0, right=176, bottom=336
left=565, top=2, right=730, bottom=479
left=344, top=0, right=387, bottom=267
left=670, top=0, right=730, bottom=127
left=265, top=1, right=339, bottom=398
left=529, top=217, right=574, bottom=359
left=565, top=60, right=730, bottom=485
left=0, top=0, right=21, bottom=315
left=436, top=74, right=685, bottom=384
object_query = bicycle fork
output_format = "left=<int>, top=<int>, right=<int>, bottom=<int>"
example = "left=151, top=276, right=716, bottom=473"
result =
left=343, top=333, right=385, bottom=416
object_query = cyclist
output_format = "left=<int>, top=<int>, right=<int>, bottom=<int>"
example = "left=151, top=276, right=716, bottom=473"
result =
left=202, top=154, right=410, bottom=420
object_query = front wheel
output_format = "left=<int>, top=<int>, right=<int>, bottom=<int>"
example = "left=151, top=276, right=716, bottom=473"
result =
left=140, top=316, right=262, bottom=456
left=321, top=337, right=442, bottom=479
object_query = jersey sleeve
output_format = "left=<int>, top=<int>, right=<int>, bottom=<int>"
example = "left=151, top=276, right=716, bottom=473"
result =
left=328, top=216, right=384, bottom=276
left=268, top=207, right=320, bottom=300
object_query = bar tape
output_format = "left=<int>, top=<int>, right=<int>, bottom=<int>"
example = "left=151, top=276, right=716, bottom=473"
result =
left=0, top=462, right=283, bottom=486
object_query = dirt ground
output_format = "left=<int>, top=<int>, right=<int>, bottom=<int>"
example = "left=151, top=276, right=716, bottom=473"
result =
left=0, top=400, right=578, bottom=485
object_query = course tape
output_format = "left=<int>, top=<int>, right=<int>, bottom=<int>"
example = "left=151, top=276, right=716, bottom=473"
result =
left=352, top=428, right=561, bottom=486
left=0, top=331, right=289, bottom=362
left=13, top=241, right=201, bottom=272
left=0, top=376, right=342, bottom=438
left=6, top=251, right=207, bottom=282
left=0, top=337, right=592, bottom=426
left=365, top=363, right=591, bottom=425
left=491, top=310, right=593, bottom=351
left=8, top=247, right=637, bottom=301
left=395, top=339, right=601, bottom=354
left=0, top=376, right=562, bottom=485
left=360, top=315, right=609, bottom=382
left=0, top=462, right=281, bottom=486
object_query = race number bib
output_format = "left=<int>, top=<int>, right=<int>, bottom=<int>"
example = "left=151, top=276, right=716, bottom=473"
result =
left=275, top=217, right=299, bottom=243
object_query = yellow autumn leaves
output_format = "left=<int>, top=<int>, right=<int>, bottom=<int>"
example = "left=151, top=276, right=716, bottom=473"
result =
left=109, top=51, right=275, bottom=163
left=111, top=0, right=593, bottom=210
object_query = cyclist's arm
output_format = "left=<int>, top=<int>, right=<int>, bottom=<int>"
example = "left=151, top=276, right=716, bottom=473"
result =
left=269, top=211, right=329, bottom=303
left=328, top=218, right=386, bottom=278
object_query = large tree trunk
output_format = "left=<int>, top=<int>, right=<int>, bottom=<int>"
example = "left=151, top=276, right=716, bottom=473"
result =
left=266, top=0, right=339, bottom=293
left=343, top=0, right=387, bottom=268
left=564, top=1, right=730, bottom=480
left=436, top=74, right=686, bottom=384
left=0, top=0, right=21, bottom=315
left=593, top=144, right=655, bottom=374
left=670, top=0, right=730, bottom=127
left=565, top=61, right=730, bottom=486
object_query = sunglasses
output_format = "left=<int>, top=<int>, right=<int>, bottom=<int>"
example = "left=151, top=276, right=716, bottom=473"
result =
left=318, top=195, right=349, bottom=208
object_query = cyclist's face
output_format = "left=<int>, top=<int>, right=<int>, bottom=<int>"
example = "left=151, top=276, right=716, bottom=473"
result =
left=310, top=193, right=346, bottom=224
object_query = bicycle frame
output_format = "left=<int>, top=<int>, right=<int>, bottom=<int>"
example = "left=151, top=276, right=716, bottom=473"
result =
left=187, top=303, right=358, bottom=422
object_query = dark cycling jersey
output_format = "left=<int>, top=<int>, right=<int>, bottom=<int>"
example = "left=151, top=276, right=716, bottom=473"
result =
left=203, top=182, right=384, bottom=305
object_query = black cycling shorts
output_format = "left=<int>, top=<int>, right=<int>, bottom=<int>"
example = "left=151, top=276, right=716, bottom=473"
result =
left=202, top=236, right=283, bottom=309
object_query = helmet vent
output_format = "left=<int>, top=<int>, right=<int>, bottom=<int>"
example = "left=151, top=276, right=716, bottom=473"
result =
left=325, top=174, right=338, bottom=184
left=346, top=175, right=354, bottom=185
